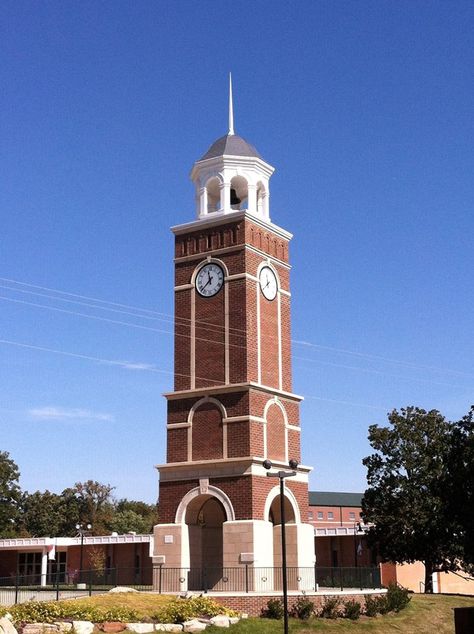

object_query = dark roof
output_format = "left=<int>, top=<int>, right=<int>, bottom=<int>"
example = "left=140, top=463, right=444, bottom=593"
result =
left=199, top=134, right=262, bottom=161
left=308, top=491, right=363, bottom=508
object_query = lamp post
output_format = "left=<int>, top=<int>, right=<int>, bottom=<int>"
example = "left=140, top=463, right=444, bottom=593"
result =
left=263, top=459, right=298, bottom=634
left=76, top=523, right=92, bottom=583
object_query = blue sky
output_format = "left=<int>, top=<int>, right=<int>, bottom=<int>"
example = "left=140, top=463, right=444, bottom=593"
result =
left=1, top=1, right=473, bottom=504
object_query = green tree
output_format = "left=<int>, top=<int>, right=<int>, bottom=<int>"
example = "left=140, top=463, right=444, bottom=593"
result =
left=362, top=406, right=462, bottom=592
left=20, top=490, right=63, bottom=536
left=0, top=451, right=21, bottom=537
left=443, top=406, right=474, bottom=570
left=115, top=499, right=158, bottom=531
left=66, top=480, right=115, bottom=535
left=109, top=509, right=152, bottom=534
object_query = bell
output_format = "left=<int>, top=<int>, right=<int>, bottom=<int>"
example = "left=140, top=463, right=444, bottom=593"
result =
left=230, top=188, right=241, bottom=206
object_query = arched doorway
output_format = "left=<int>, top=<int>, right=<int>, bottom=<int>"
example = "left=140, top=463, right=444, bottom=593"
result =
left=184, top=494, right=226, bottom=590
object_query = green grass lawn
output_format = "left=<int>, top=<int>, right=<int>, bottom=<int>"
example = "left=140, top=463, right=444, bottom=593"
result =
left=233, top=595, right=474, bottom=634
left=70, top=592, right=474, bottom=633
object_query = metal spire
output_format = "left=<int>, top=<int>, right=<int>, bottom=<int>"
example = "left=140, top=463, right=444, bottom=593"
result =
left=228, top=72, right=235, bottom=135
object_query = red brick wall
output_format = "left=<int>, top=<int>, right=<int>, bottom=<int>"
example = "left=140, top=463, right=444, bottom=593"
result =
left=195, top=280, right=226, bottom=389
left=192, top=403, right=223, bottom=461
left=167, top=427, right=188, bottom=463
left=212, top=592, right=382, bottom=617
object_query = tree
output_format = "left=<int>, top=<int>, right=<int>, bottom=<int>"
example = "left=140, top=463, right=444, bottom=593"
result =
left=65, top=480, right=115, bottom=535
left=0, top=451, right=21, bottom=537
left=20, top=490, right=64, bottom=537
left=443, top=406, right=474, bottom=571
left=362, top=406, right=462, bottom=592
left=109, top=509, right=152, bottom=534
left=114, top=499, right=158, bottom=531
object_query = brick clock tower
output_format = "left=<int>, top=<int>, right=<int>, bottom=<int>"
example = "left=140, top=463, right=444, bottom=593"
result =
left=153, top=87, right=314, bottom=591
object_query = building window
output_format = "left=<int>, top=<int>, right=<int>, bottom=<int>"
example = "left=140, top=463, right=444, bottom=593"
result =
left=18, top=552, right=42, bottom=583
left=327, top=512, right=334, bottom=520
left=48, top=551, right=67, bottom=584
left=317, top=511, right=323, bottom=520
left=349, top=512, right=355, bottom=520
left=308, top=511, right=313, bottom=520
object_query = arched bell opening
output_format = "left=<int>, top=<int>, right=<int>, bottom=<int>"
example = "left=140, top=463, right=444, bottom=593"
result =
left=206, top=177, right=221, bottom=213
left=185, top=495, right=226, bottom=589
left=230, top=176, right=248, bottom=211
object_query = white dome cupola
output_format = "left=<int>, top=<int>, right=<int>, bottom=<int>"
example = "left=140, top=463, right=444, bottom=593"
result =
left=190, top=75, right=274, bottom=222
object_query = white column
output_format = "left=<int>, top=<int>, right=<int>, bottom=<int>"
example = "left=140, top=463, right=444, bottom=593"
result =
left=264, top=192, right=270, bottom=220
left=247, top=184, right=257, bottom=214
left=199, top=187, right=208, bottom=217
left=220, top=182, right=230, bottom=213
left=41, top=548, right=48, bottom=587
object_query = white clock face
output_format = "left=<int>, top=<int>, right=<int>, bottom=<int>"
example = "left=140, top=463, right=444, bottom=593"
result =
left=196, top=263, right=224, bottom=297
left=259, top=266, right=278, bottom=301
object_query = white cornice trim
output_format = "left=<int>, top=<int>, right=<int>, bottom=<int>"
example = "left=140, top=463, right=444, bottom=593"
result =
left=163, top=381, right=303, bottom=402
left=156, top=456, right=312, bottom=482
left=171, top=211, right=293, bottom=241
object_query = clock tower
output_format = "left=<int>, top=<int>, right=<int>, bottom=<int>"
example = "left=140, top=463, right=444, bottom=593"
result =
left=153, top=81, right=314, bottom=591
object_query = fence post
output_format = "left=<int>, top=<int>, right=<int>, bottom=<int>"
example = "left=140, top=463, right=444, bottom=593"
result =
left=339, top=568, right=343, bottom=592
left=88, top=570, right=92, bottom=597
left=56, top=571, right=60, bottom=601
left=15, top=573, right=19, bottom=605
left=159, top=564, right=163, bottom=594
left=314, top=564, right=317, bottom=591
left=245, top=564, right=249, bottom=593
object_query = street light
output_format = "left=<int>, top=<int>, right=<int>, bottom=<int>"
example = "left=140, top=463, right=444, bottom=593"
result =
left=263, top=458, right=298, bottom=634
left=76, top=523, right=92, bottom=583
left=353, top=522, right=367, bottom=568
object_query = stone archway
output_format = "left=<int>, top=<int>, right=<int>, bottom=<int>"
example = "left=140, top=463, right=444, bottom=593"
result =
left=265, top=487, right=300, bottom=590
left=175, top=486, right=234, bottom=590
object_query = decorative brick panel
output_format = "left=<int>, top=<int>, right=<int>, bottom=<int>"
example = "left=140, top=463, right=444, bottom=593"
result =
left=266, top=403, right=286, bottom=462
left=192, top=403, right=223, bottom=461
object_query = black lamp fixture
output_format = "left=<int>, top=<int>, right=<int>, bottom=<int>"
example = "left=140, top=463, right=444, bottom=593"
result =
left=76, top=523, right=92, bottom=583
left=263, top=459, right=298, bottom=634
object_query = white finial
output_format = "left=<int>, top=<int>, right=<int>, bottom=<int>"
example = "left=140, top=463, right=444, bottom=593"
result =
left=228, top=72, right=234, bottom=135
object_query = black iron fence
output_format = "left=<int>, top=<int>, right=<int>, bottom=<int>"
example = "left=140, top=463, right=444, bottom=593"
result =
left=0, top=565, right=381, bottom=606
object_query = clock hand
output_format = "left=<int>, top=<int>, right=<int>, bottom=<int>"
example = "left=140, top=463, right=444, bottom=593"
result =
left=202, top=275, right=214, bottom=290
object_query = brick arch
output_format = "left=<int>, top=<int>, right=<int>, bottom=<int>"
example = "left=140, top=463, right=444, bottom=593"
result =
left=190, top=397, right=225, bottom=461
left=264, top=398, right=287, bottom=462
left=263, top=484, right=301, bottom=524
left=175, top=485, right=236, bottom=524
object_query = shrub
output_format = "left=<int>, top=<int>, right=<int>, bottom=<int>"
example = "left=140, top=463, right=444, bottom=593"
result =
left=363, top=594, right=379, bottom=617
left=290, top=595, right=314, bottom=620
left=152, top=597, right=235, bottom=624
left=6, top=601, right=139, bottom=626
left=385, top=583, right=411, bottom=613
left=343, top=600, right=361, bottom=620
left=262, top=598, right=284, bottom=620
left=319, top=596, right=341, bottom=619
